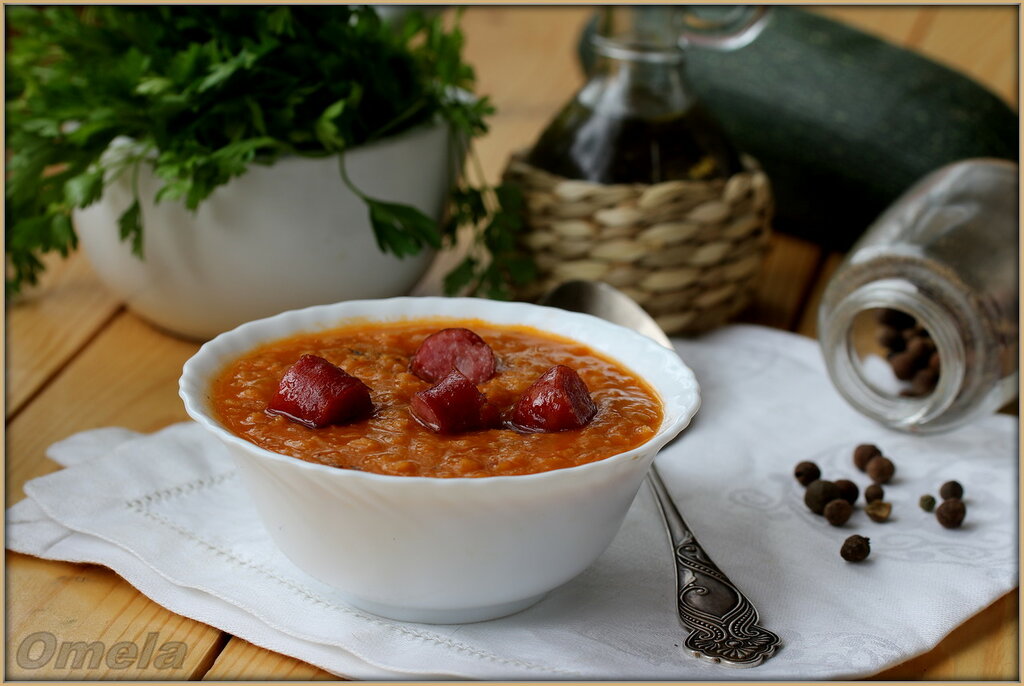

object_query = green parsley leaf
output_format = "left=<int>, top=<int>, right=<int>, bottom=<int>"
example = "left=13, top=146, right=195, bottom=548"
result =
left=366, top=198, right=443, bottom=257
left=118, top=200, right=144, bottom=257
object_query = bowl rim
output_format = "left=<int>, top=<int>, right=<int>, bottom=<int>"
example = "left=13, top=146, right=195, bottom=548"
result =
left=179, top=296, right=701, bottom=486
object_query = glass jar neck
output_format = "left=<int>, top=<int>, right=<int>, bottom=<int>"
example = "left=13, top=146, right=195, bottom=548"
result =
left=594, top=6, right=684, bottom=58
left=584, top=8, right=694, bottom=119
left=820, top=279, right=968, bottom=432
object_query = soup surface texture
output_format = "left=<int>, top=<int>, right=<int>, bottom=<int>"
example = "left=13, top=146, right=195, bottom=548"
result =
left=212, top=318, right=663, bottom=477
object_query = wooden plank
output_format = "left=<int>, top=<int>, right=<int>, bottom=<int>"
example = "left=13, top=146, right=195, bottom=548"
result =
left=6, top=252, right=122, bottom=418
left=6, top=552, right=225, bottom=680
left=737, top=234, right=822, bottom=331
left=7, top=312, right=198, bottom=503
left=203, top=638, right=336, bottom=681
left=911, top=6, right=1018, bottom=108
left=465, top=7, right=589, bottom=120
left=872, top=590, right=1019, bottom=680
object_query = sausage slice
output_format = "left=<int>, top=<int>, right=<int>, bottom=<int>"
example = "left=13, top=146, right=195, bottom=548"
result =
left=267, top=354, right=373, bottom=428
left=410, top=328, right=496, bottom=385
left=410, top=369, right=487, bottom=434
left=510, top=365, right=597, bottom=433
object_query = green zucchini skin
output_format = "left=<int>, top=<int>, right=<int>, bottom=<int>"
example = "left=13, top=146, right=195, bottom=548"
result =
left=577, top=8, right=1017, bottom=250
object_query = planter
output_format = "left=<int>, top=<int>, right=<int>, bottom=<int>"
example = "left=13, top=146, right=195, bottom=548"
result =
left=75, top=122, right=453, bottom=340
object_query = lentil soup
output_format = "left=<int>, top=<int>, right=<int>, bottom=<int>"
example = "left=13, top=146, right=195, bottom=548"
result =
left=212, top=318, right=663, bottom=477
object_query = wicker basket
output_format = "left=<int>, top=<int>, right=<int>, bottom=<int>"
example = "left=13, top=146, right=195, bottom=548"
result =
left=504, top=154, right=773, bottom=334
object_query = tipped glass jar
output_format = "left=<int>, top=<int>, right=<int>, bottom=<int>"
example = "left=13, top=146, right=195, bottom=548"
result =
left=819, top=159, right=1018, bottom=433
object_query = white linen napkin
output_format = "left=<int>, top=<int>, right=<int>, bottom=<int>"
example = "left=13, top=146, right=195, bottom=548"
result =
left=7, top=325, right=1017, bottom=680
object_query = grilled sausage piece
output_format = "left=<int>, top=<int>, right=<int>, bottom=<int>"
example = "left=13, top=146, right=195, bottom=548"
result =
left=411, top=369, right=488, bottom=434
left=510, top=365, right=597, bottom=433
left=267, top=354, right=373, bottom=428
left=409, top=328, right=496, bottom=385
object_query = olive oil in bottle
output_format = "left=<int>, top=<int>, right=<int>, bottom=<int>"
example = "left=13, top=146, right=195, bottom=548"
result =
left=527, top=8, right=742, bottom=184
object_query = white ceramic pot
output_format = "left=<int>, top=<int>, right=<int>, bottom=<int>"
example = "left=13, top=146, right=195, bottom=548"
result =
left=180, top=297, right=701, bottom=623
left=75, top=123, right=452, bottom=340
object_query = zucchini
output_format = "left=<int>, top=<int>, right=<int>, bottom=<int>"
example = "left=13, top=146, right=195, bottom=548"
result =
left=579, top=8, right=1017, bottom=250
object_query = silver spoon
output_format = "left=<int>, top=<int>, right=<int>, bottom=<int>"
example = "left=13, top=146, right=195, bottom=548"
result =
left=539, top=280, right=781, bottom=668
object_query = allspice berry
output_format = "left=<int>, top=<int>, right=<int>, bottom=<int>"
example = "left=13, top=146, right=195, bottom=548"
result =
left=865, top=500, right=892, bottom=523
left=877, top=308, right=915, bottom=330
left=889, top=351, right=919, bottom=381
left=866, top=455, right=896, bottom=484
left=794, top=461, right=821, bottom=487
left=840, top=534, right=871, bottom=562
left=936, top=498, right=966, bottom=529
left=906, top=335, right=935, bottom=363
left=834, top=479, right=859, bottom=505
left=804, top=480, right=841, bottom=515
left=909, top=368, right=939, bottom=395
left=864, top=483, right=884, bottom=503
left=853, top=444, right=881, bottom=471
left=824, top=499, right=853, bottom=527
left=919, top=494, right=937, bottom=512
left=877, top=326, right=906, bottom=352
left=939, top=480, right=964, bottom=500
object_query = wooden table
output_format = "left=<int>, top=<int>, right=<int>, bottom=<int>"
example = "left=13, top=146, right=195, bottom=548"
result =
left=6, top=6, right=1018, bottom=680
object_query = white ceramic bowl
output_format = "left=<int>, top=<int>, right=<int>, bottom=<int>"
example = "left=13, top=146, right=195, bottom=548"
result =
left=179, top=297, right=700, bottom=623
left=76, top=122, right=451, bottom=340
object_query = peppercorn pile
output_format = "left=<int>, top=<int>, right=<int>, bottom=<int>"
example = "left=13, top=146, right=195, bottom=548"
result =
left=794, top=444, right=967, bottom=562
left=875, top=308, right=941, bottom=397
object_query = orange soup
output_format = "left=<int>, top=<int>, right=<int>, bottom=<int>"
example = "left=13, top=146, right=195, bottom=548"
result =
left=212, top=318, right=663, bottom=477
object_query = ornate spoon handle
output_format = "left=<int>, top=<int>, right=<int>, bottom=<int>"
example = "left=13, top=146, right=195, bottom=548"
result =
left=648, top=465, right=782, bottom=668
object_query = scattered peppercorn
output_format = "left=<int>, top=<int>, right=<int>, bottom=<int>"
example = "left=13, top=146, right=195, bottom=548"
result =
left=853, top=444, right=881, bottom=471
left=834, top=479, right=859, bottom=505
left=794, top=461, right=821, bottom=487
left=864, top=483, right=884, bottom=503
left=919, top=494, right=936, bottom=512
left=866, top=455, right=896, bottom=484
left=936, top=498, right=966, bottom=529
left=865, top=500, right=892, bottom=523
left=824, top=499, right=853, bottom=526
left=939, top=480, right=964, bottom=500
left=804, top=480, right=841, bottom=515
left=840, top=534, right=871, bottom=562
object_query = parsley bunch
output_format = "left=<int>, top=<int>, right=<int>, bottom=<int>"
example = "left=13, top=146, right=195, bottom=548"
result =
left=6, top=6, right=534, bottom=298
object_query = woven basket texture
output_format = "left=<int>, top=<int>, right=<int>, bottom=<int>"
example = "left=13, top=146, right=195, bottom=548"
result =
left=504, top=154, right=774, bottom=334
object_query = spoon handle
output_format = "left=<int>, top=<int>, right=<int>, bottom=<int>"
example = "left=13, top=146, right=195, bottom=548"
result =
left=647, top=465, right=782, bottom=667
